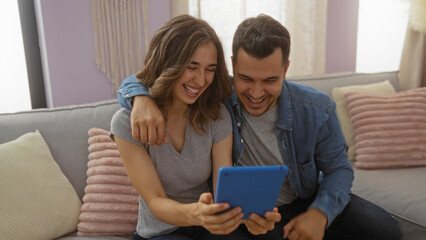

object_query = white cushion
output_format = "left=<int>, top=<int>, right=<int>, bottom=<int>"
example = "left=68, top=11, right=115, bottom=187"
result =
left=331, top=80, right=396, bottom=161
left=0, top=130, right=82, bottom=239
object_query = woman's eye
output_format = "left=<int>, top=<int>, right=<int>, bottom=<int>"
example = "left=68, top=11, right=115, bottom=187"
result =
left=207, top=68, right=216, bottom=72
left=188, top=66, right=196, bottom=70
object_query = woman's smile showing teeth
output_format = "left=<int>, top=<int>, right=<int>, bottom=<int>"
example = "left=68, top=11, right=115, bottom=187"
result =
left=184, top=84, right=201, bottom=97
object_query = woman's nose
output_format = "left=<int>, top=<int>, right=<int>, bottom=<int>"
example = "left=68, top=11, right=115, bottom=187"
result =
left=194, top=71, right=206, bottom=86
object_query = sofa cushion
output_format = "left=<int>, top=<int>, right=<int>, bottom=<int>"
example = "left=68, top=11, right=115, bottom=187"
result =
left=0, top=130, right=82, bottom=239
left=331, top=80, right=396, bottom=161
left=58, top=234, right=132, bottom=240
left=352, top=166, right=426, bottom=234
left=0, top=99, right=121, bottom=200
left=77, top=128, right=138, bottom=236
left=344, top=87, right=426, bottom=169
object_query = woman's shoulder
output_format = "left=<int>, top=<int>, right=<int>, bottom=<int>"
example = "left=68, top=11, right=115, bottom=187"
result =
left=218, top=103, right=231, bottom=121
left=205, top=104, right=232, bottom=130
left=110, top=108, right=133, bottom=140
left=207, top=103, right=232, bottom=143
left=111, top=108, right=131, bottom=128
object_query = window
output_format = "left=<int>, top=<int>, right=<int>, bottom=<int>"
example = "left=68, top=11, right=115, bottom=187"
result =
left=188, top=0, right=288, bottom=73
left=356, top=0, right=410, bottom=73
left=0, top=1, right=31, bottom=113
left=188, top=0, right=327, bottom=76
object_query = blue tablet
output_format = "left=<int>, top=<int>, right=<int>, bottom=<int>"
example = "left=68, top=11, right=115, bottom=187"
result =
left=214, top=165, right=288, bottom=219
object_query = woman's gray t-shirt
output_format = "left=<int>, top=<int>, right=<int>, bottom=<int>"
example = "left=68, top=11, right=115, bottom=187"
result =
left=110, top=104, right=232, bottom=238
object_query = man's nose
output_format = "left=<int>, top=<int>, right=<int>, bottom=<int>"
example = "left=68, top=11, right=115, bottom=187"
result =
left=249, top=83, right=265, bottom=98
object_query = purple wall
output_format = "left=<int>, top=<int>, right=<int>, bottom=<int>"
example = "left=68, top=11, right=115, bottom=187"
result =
left=37, top=0, right=170, bottom=107
left=326, top=0, right=359, bottom=73
left=148, top=0, right=171, bottom=38
left=36, top=0, right=358, bottom=107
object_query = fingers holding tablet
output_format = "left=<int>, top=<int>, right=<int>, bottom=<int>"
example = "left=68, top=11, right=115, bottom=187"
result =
left=196, top=192, right=244, bottom=234
left=243, top=207, right=281, bottom=235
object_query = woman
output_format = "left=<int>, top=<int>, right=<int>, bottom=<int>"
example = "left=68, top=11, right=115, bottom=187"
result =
left=110, top=15, right=243, bottom=239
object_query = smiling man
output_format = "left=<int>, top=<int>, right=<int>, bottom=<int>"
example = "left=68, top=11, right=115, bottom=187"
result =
left=233, top=47, right=288, bottom=116
left=116, top=14, right=402, bottom=240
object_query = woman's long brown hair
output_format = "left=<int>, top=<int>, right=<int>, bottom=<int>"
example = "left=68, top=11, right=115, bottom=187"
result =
left=136, top=15, right=232, bottom=133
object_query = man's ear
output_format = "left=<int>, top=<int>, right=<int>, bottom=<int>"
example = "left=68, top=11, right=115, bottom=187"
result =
left=285, top=60, right=290, bottom=73
left=231, top=56, right=236, bottom=75
left=283, top=60, right=290, bottom=78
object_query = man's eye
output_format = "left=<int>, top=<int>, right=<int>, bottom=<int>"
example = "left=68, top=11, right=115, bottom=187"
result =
left=188, top=66, right=196, bottom=70
left=265, top=79, right=279, bottom=83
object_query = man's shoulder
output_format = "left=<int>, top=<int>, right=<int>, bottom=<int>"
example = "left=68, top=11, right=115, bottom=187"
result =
left=284, top=80, right=335, bottom=113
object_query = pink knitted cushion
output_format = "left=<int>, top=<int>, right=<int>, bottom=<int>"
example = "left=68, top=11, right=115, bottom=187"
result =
left=344, top=88, right=426, bottom=169
left=77, top=128, right=138, bottom=236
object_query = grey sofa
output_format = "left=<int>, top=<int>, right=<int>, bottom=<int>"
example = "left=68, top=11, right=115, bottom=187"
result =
left=1, top=71, right=424, bottom=239
left=290, top=72, right=426, bottom=240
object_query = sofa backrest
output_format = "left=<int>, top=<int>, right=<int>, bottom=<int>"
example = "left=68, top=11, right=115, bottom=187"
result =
left=0, top=99, right=120, bottom=199
left=0, top=71, right=399, bottom=200
left=288, top=71, right=400, bottom=96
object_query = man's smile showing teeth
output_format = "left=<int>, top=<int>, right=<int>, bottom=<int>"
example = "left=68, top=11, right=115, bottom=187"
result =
left=184, top=84, right=200, bottom=94
left=248, top=96, right=264, bottom=103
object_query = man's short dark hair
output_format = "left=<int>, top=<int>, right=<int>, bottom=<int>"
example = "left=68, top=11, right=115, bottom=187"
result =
left=232, top=14, right=291, bottom=65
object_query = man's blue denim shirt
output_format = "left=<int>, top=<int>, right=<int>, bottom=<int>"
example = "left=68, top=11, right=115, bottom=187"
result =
left=117, top=74, right=354, bottom=227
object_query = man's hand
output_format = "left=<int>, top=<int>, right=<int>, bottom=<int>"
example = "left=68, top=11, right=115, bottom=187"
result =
left=283, top=208, right=327, bottom=240
left=242, top=207, right=281, bottom=235
left=131, top=96, right=167, bottom=145
left=196, top=193, right=244, bottom=235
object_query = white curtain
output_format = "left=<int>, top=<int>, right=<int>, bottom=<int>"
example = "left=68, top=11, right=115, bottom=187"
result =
left=284, top=0, right=327, bottom=76
left=177, top=0, right=327, bottom=77
left=398, top=0, right=426, bottom=90
left=171, top=0, right=189, bottom=17
left=90, top=0, right=145, bottom=91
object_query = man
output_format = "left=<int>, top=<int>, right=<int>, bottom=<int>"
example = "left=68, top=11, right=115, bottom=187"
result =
left=117, top=14, right=402, bottom=240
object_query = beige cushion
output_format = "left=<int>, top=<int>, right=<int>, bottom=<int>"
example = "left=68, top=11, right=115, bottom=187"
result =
left=77, top=128, right=138, bottom=236
left=0, top=130, right=81, bottom=239
left=332, top=80, right=396, bottom=161
left=344, top=87, right=426, bottom=169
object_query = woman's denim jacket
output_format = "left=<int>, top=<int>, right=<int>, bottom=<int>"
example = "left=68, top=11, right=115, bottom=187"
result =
left=117, top=74, right=354, bottom=227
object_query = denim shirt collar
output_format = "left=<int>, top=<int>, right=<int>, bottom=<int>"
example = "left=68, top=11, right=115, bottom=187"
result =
left=229, top=80, right=293, bottom=131
left=276, top=81, right=293, bottom=131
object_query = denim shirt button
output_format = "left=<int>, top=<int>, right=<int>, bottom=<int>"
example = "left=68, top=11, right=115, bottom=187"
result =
left=240, top=139, right=244, bottom=144
left=125, top=94, right=130, bottom=97
left=237, top=122, right=241, bottom=127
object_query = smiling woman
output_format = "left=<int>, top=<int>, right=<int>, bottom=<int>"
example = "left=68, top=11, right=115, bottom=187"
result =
left=0, top=1, right=31, bottom=114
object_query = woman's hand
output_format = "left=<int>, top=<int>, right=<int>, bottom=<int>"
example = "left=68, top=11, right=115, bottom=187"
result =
left=196, top=192, right=244, bottom=235
left=243, top=207, right=281, bottom=235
